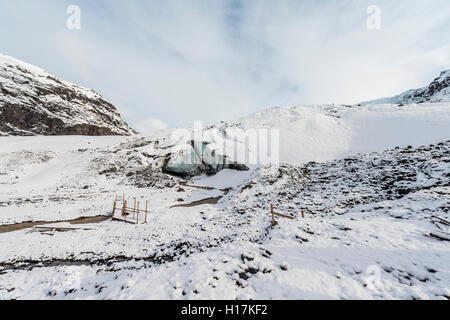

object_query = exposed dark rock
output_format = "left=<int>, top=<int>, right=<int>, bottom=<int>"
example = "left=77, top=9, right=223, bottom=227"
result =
left=161, top=144, right=249, bottom=179
left=362, top=69, right=450, bottom=104
left=0, top=54, right=136, bottom=136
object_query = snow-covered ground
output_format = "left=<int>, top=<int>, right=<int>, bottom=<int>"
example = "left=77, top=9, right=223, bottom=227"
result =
left=0, top=104, right=449, bottom=300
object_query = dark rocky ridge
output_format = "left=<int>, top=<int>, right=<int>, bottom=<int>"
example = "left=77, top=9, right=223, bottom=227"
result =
left=0, top=54, right=136, bottom=136
left=362, top=69, right=450, bottom=105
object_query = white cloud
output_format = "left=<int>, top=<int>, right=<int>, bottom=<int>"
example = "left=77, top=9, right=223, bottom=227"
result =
left=133, top=118, right=168, bottom=133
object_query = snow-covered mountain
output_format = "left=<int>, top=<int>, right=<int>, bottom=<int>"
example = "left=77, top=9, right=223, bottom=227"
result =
left=362, top=69, right=450, bottom=105
left=0, top=54, right=135, bottom=136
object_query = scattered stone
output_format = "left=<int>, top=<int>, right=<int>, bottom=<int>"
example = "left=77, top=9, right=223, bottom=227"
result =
left=280, top=263, right=290, bottom=271
left=241, top=252, right=255, bottom=262
left=248, top=267, right=259, bottom=275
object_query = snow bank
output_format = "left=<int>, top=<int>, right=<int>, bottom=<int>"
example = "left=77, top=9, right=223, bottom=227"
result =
left=231, top=103, right=450, bottom=165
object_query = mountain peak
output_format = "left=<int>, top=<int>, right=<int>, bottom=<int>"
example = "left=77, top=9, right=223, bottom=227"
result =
left=0, top=53, right=136, bottom=136
left=438, top=69, right=450, bottom=77
left=362, top=69, right=450, bottom=105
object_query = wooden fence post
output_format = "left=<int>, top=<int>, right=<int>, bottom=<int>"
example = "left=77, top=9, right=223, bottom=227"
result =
left=136, top=202, right=140, bottom=224
left=301, top=210, right=305, bottom=218
left=112, top=200, right=116, bottom=218
left=271, top=204, right=275, bottom=226
left=113, top=195, right=151, bottom=225
left=145, top=200, right=148, bottom=223
left=124, top=200, right=127, bottom=222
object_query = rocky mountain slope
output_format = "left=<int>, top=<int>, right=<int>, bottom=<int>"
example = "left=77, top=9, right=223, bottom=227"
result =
left=0, top=54, right=135, bottom=136
left=363, top=69, right=450, bottom=105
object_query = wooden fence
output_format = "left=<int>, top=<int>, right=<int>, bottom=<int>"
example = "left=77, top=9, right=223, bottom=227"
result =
left=270, top=204, right=305, bottom=226
left=112, top=194, right=149, bottom=224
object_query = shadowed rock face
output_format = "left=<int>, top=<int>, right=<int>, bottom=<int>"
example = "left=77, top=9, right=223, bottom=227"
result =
left=0, top=54, right=136, bottom=136
left=400, top=70, right=450, bottom=103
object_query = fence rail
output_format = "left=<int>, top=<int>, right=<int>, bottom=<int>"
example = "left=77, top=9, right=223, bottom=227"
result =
left=112, top=194, right=149, bottom=224
left=270, top=204, right=304, bottom=226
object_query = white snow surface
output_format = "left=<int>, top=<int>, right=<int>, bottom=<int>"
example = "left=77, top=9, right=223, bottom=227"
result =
left=0, top=103, right=449, bottom=300
left=230, top=103, right=450, bottom=164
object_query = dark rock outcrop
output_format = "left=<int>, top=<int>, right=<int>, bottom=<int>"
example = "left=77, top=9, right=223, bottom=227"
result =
left=362, top=69, right=450, bottom=105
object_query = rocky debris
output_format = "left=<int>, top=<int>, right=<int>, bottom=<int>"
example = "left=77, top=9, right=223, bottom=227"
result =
left=0, top=53, right=135, bottom=136
left=280, top=262, right=290, bottom=271
left=127, top=167, right=178, bottom=189
left=106, top=130, right=250, bottom=178
left=230, top=141, right=450, bottom=218
left=232, top=250, right=275, bottom=288
left=363, top=69, right=450, bottom=104
left=94, top=151, right=178, bottom=189
left=0, top=150, right=56, bottom=172
left=429, top=231, right=450, bottom=242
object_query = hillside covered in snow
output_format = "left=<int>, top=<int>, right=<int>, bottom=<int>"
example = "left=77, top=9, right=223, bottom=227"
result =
left=0, top=54, right=135, bottom=136
left=363, top=69, right=450, bottom=105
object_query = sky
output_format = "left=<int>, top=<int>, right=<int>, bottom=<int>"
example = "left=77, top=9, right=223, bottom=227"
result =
left=1, top=0, right=450, bottom=131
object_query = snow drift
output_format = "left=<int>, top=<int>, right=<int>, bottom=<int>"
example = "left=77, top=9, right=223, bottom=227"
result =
left=160, top=103, right=450, bottom=167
